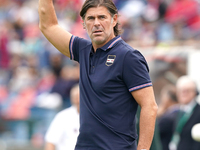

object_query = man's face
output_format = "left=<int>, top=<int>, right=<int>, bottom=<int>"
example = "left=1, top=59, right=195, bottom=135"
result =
left=176, top=83, right=197, bottom=105
left=84, top=6, right=117, bottom=49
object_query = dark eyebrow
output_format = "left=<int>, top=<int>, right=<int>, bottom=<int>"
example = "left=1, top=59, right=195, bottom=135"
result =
left=86, top=16, right=94, bottom=20
left=98, top=15, right=106, bottom=18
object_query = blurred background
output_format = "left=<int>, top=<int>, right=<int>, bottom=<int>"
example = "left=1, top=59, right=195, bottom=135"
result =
left=0, top=0, right=200, bottom=149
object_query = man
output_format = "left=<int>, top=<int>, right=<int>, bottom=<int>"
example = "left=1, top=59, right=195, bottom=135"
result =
left=169, top=76, right=200, bottom=150
left=157, top=85, right=179, bottom=150
left=38, top=0, right=158, bottom=149
left=45, top=84, right=80, bottom=150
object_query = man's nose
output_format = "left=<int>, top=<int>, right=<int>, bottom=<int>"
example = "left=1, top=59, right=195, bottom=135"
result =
left=94, top=18, right=100, bottom=26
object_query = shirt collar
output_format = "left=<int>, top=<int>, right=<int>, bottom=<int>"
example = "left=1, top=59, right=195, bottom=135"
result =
left=99, top=35, right=122, bottom=51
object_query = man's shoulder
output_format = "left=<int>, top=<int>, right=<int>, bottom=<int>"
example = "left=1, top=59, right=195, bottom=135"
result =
left=194, top=102, right=200, bottom=112
left=119, top=44, right=144, bottom=60
left=189, top=103, right=200, bottom=122
left=115, top=40, right=141, bottom=55
left=73, top=36, right=91, bottom=48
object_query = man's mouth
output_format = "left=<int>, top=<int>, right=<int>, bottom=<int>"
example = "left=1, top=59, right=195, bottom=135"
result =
left=93, top=30, right=102, bottom=33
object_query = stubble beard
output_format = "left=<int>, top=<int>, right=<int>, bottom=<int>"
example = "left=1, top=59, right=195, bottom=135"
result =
left=91, top=28, right=113, bottom=46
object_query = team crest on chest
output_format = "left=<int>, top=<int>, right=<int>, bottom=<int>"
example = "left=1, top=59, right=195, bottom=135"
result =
left=105, top=55, right=116, bottom=66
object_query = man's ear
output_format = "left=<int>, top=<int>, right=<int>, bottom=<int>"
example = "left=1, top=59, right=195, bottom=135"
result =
left=112, top=14, right=118, bottom=27
left=82, top=20, right=86, bottom=29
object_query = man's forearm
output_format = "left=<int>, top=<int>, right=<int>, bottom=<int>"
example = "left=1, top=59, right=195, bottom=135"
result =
left=38, top=0, right=58, bottom=31
left=38, top=0, right=72, bottom=57
left=137, top=105, right=157, bottom=150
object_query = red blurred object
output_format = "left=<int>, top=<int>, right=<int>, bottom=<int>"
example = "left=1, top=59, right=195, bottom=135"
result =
left=187, top=15, right=200, bottom=30
left=0, top=86, right=8, bottom=103
left=55, top=0, right=82, bottom=10
left=165, top=0, right=199, bottom=24
left=3, top=87, right=36, bottom=120
left=0, top=29, right=9, bottom=69
left=23, top=23, right=40, bottom=39
left=70, top=18, right=88, bottom=39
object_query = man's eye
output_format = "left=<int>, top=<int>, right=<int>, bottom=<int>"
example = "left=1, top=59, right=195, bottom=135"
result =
left=88, top=17, right=94, bottom=20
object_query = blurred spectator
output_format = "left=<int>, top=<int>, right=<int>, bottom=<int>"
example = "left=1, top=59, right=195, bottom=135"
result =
left=0, top=22, right=9, bottom=69
left=157, top=84, right=178, bottom=118
left=39, top=55, right=80, bottom=109
left=165, top=0, right=200, bottom=41
left=157, top=84, right=179, bottom=150
left=27, top=62, right=79, bottom=148
left=169, top=76, right=200, bottom=150
left=49, top=63, right=80, bottom=109
left=45, top=84, right=80, bottom=150
left=1, top=64, right=39, bottom=120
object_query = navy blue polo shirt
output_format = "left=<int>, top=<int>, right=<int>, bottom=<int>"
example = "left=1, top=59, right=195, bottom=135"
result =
left=69, top=35, right=152, bottom=150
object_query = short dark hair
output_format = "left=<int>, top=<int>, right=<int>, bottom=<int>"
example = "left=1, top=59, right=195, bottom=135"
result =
left=80, top=0, right=122, bottom=36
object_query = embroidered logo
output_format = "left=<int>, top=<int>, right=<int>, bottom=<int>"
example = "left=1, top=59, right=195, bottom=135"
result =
left=105, top=55, right=116, bottom=66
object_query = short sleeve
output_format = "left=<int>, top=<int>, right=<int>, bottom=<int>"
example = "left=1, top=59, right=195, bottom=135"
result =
left=122, top=50, right=152, bottom=92
left=69, top=35, right=91, bottom=62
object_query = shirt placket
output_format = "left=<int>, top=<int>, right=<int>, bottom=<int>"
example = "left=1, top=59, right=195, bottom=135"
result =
left=90, top=51, right=99, bottom=74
